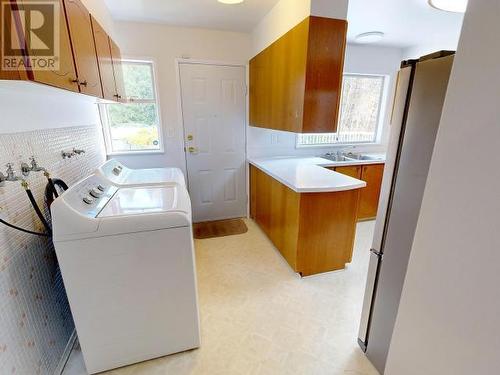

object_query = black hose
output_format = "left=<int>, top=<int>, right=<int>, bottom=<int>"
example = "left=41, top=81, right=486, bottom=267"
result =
left=0, top=218, right=50, bottom=237
left=48, top=178, right=59, bottom=198
left=26, top=188, right=52, bottom=235
left=45, top=178, right=69, bottom=209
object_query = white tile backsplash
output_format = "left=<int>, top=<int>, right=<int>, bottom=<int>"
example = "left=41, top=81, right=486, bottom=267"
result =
left=0, top=125, right=105, bottom=375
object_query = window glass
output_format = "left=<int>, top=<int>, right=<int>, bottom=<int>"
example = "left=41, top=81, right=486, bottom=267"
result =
left=103, top=61, right=162, bottom=153
left=297, top=74, right=385, bottom=146
left=107, top=103, right=160, bottom=152
left=122, top=63, right=154, bottom=101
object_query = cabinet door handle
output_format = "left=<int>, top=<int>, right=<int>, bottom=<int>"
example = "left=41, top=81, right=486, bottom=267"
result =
left=79, top=80, right=88, bottom=87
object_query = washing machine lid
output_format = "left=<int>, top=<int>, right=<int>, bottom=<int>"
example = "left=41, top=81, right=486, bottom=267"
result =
left=97, top=185, right=192, bottom=235
left=126, top=168, right=186, bottom=187
left=98, top=159, right=186, bottom=187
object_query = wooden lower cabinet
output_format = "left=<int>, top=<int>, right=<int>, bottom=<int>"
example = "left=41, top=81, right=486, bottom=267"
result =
left=250, top=165, right=361, bottom=276
left=334, top=164, right=385, bottom=221
left=358, top=164, right=385, bottom=220
left=334, top=166, right=362, bottom=179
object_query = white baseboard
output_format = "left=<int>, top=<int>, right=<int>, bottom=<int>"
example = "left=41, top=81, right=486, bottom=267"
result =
left=54, top=330, right=77, bottom=375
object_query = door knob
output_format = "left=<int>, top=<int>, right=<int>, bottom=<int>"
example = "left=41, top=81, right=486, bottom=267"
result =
left=188, top=147, right=198, bottom=154
left=187, top=134, right=194, bottom=141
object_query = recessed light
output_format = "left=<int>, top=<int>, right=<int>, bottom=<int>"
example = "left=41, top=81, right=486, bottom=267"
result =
left=355, top=32, right=385, bottom=44
left=218, top=0, right=244, bottom=4
left=428, top=0, right=468, bottom=13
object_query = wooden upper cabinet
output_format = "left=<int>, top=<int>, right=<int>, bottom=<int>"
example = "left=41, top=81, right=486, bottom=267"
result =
left=109, top=39, right=126, bottom=102
left=0, top=0, right=78, bottom=91
left=90, top=16, right=115, bottom=101
left=250, top=16, right=347, bottom=133
left=63, top=0, right=103, bottom=97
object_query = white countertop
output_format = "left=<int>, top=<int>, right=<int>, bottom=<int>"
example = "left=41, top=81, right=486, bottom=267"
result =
left=249, top=156, right=385, bottom=193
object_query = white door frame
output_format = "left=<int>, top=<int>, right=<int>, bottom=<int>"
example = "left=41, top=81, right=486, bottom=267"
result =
left=175, top=58, right=249, bottom=219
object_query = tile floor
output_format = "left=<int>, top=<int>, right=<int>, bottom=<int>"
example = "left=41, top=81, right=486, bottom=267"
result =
left=62, top=219, right=379, bottom=375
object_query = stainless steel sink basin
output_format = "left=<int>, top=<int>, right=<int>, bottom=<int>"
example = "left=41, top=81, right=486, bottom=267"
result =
left=322, top=153, right=351, bottom=162
left=323, top=152, right=385, bottom=162
left=344, top=153, right=385, bottom=161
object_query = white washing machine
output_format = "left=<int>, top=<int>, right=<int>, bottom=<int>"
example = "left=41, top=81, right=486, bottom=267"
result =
left=51, top=174, right=200, bottom=374
left=96, top=159, right=186, bottom=188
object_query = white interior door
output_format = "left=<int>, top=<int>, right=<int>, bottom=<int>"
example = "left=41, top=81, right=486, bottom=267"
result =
left=179, top=63, right=247, bottom=223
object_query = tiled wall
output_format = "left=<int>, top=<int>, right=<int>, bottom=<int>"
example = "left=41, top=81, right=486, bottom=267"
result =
left=0, top=125, right=106, bottom=375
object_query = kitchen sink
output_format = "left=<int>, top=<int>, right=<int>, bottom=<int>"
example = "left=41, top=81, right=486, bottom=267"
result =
left=322, top=153, right=351, bottom=162
left=344, top=153, right=385, bottom=161
left=323, top=152, right=385, bottom=162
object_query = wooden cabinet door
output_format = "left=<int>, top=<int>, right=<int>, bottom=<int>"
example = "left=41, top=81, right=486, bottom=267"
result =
left=11, top=0, right=78, bottom=91
left=358, top=164, right=385, bottom=220
left=63, top=0, right=102, bottom=97
left=335, top=166, right=362, bottom=179
left=90, top=16, right=115, bottom=100
left=109, top=38, right=126, bottom=102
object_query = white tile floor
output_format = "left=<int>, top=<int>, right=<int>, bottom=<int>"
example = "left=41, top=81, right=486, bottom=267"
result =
left=62, top=219, right=379, bottom=375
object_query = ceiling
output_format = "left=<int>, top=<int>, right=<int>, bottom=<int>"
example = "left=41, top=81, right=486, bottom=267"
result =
left=103, top=0, right=281, bottom=32
left=104, top=0, right=465, bottom=50
left=347, top=0, right=464, bottom=49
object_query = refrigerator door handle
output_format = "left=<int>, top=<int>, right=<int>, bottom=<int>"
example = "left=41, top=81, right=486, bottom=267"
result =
left=370, top=248, right=383, bottom=259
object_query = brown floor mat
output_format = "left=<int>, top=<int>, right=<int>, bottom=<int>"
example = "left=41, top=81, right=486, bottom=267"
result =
left=193, top=218, right=248, bottom=239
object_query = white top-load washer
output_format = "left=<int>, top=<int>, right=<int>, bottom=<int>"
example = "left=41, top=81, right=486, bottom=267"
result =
left=96, top=159, right=186, bottom=188
left=51, top=174, right=200, bottom=374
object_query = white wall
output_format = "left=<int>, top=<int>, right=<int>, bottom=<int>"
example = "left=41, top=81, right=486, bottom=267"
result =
left=0, top=82, right=101, bottom=134
left=247, top=44, right=403, bottom=159
left=0, top=0, right=115, bottom=136
left=385, top=1, right=500, bottom=374
left=251, top=0, right=311, bottom=56
left=403, top=39, right=459, bottom=60
left=111, top=21, right=252, bottom=172
left=81, top=0, right=116, bottom=38
left=251, top=0, right=348, bottom=56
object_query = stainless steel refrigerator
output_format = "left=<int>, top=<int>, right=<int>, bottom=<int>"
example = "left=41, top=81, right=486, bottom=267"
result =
left=357, top=51, right=455, bottom=373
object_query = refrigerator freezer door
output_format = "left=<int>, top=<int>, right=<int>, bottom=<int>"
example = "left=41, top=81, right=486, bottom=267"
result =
left=371, top=66, right=413, bottom=252
left=358, top=65, right=413, bottom=348
left=358, top=251, right=381, bottom=350
left=365, top=55, right=455, bottom=374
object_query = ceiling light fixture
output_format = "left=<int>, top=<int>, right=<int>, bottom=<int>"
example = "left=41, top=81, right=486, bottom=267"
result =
left=428, top=0, right=468, bottom=13
left=218, top=0, right=244, bottom=4
left=355, top=31, right=385, bottom=44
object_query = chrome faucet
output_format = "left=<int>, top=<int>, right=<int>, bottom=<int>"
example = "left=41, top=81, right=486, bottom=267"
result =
left=73, top=148, right=86, bottom=155
left=1, top=163, right=22, bottom=186
left=4, top=163, right=22, bottom=182
left=21, top=157, right=47, bottom=176
left=28, top=157, right=47, bottom=173
left=62, top=148, right=86, bottom=159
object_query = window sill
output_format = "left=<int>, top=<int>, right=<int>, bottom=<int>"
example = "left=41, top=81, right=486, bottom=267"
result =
left=295, top=142, right=381, bottom=149
left=106, top=149, right=165, bottom=157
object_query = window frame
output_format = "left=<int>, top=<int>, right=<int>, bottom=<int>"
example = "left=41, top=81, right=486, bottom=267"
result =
left=296, top=73, right=388, bottom=148
left=100, top=58, right=165, bottom=156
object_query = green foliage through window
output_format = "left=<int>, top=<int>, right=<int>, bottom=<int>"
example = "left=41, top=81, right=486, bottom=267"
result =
left=104, top=61, right=162, bottom=153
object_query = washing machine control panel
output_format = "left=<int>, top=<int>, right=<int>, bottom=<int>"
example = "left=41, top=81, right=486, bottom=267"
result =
left=62, top=175, right=118, bottom=218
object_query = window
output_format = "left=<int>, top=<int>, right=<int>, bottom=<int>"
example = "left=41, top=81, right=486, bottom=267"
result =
left=101, top=60, right=162, bottom=154
left=297, top=74, right=386, bottom=147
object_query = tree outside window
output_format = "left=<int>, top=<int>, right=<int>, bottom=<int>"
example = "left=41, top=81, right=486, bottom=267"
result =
left=297, top=74, right=386, bottom=146
left=103, top=61, right=162, bottom=153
